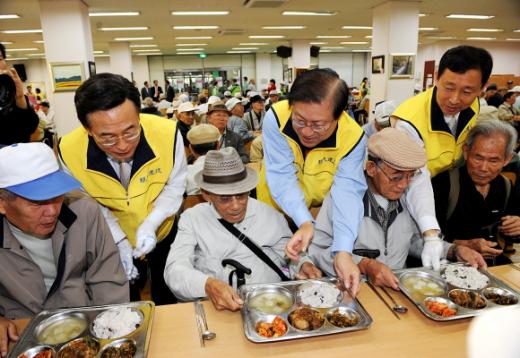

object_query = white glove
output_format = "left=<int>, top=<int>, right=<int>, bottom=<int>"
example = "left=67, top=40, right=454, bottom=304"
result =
left=117, top=239, right=139, bottom=281
left=133, top=223, right=157, bottom=258
left=421, top=235, right=444, bottom=271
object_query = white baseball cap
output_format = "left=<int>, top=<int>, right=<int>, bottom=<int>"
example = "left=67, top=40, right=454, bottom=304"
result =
left=224, top=90, right=232, bottom=97
left=374, top=100, right=399, bottom=127
left=178, top=102, right=196, bottom=113
left=225, top=98, right=248, bottom=110
left=0, top=143, right=80, bottom=200
left=509, top=86, right=520, bottom=93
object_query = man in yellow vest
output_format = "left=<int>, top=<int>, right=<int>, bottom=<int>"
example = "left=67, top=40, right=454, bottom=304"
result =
left=392, top=45, right=493, bottom=270
left=257, top=68, right=367, bottom=295
left=59, top=73, right=187, bottom=304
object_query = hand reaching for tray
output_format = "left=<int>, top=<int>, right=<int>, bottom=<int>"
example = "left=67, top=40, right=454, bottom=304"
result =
left=205, top=277, right=244, bottom=311
left=295, top=262, right=322, bottom=280
left=358, top=259, right=399, bottom=290
left=0, top=316, right=18, bottom=358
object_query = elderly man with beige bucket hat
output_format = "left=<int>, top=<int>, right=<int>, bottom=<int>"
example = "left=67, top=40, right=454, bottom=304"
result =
left=308, top=128, right=485, bottom=290
left=164, top=147, right=321, bottom=311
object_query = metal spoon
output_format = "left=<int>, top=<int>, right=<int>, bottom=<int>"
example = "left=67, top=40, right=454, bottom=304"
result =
left=379, top=285, right=408, bottom=313
left=196, top=300, right=217, bottom=341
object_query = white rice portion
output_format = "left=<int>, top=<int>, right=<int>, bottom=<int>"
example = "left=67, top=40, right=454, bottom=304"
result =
left=93, top=307, right=142, bottom=339
left=299, top=282, right=340, bottom=308
left=442, top=265, right=489, bottom=290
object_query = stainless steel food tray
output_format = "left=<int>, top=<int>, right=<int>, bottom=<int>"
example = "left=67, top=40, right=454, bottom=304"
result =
left=238, top=278, right=373, bottom=343
left=8, top=301, right=154, bottom=358
left=396, top=264, right=520, bottom=321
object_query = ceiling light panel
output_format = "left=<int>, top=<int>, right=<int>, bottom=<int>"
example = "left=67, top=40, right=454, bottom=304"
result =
left=100, top=27, right=148, bottom=31
left=342, top=26, right=372, bottom=30
left=89, top=12, right=140, bottom=17
left=249, top=35, right=285, bottom=38
left=172, top=26, right=219, bottom=30
left=467, top=28, right=503, bottom=32
left=175, top=36, right=213, bottom=39
left=1, top=29, right=42, bottom=34
left=171, top=11, right=229, bottom=15
left=262, top=26, right=305, bottom=29
left=114, top=37, right=153, bottom=41
left=446, top=14, right=494, bottom=19
left=282, top=11, right=336, bottom=16
left=0, top=14, right=20, bottom=19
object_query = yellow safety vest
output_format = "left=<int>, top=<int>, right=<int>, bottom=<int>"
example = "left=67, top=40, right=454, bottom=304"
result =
left=393, top=86, right=479, bottom=177
left=59, top=114, right=177, bottom=246
left=257, top=100, right=364, bottom=209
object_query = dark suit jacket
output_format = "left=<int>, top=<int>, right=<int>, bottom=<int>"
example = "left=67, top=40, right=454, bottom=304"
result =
left=150, top=86, right=163, bottom=102
left=166, top=85, right=175, bottom=102
left=141, top=87, right=151, bottom=100
left=221, top=130, right=249, bottom=164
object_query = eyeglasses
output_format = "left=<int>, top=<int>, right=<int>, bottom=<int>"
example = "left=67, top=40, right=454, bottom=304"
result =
left=376, top=162, right=419, bottom=183
left=91, top=127, right=141, bottom=147
left=214, top=192, right=249, bottom=205
left=292, top=118, right=332, bottom=133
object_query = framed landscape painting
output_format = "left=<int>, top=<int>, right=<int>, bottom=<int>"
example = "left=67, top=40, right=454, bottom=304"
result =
left=50, top=62, right=85, bottom=92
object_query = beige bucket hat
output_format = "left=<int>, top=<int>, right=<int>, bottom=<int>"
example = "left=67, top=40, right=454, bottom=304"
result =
left=195, top=147, right=259, bottom=195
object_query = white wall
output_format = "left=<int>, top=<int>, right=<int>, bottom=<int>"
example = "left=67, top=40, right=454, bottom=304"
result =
left=417, top=41, right=520, bottom=86
left=318, top=53, right=368, bottom=88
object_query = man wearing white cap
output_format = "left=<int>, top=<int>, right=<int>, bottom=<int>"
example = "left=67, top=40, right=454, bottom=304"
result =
left=225, top=97, right=254, bottom=142
left=164, top=148, right=321, bottom=311
left=59, top=73, right=186, bottom=305
left=177, top=101, right=197, bottom=147
left=362, top=100, right=398, bottom=137
left=0, top=143, right=128, bottom=354
left=309, top=128, right=485, bottom=289
left=185, top=124, right=221, bottom=195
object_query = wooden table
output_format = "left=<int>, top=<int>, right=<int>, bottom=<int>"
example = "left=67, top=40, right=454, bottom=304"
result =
left=12, top=265, right=520, bottom=358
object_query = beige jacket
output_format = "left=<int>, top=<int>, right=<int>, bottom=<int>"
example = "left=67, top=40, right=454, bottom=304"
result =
left=0, top=193, right=129, bottom=319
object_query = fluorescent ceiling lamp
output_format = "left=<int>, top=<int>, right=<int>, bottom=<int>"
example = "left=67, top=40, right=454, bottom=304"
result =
left=262, top=26, right=305, bottom=29
left=341, top=26, right=372, bottom=30
left=316, top=35, right=351, bottom=39
left=466, top=37, right=496, bottom=40
left=446, top=14, right=494, bottom=19
left=176, top=48, right=204, bottom=51
left=227, top=51, right=251, bottom=54
left=352, top=49, right=371, bottom=52
left=232, top=47, right=258, bottom=50
left=506, top=38, right=520, bottom=41
left=6, top=48, right=38, bottom=52
left=89, top=12, right=139, bottom=17
left=249, top=35, right=285, bottom=38
left=130, top=44, right=158, bottom=48
left=365, top=35, right=372, bottom=39
left=94, top=54, right=109, bottom=57
left=1, top=41, right=14, bottom=45
left=133, top=49, right=161, bottom=52
left=99, top=27, right=148, bottom=31
left=427, top=36, right=457, bottom=40
left=175, top=43, right=207, bottom=46
left=28, top=53, right=44, bottom=56
left=419, top=13, right=428, bottom=17
left=419, top=27, right=439, bottom=31
left=114, top=37, right=153, bottom=41
left=137, top=53, right=162, bottom=56
left=93, top=50, right=104, bottom=54
left=282, top=11, right=336, bottom=16
left=1, top=29, right=42, bottom=34
left=322, top=46, right=344, bottom=49
left=6, top=57, right=28, bottom=60
left=340, top=41, right=369, bottom=45
left=175, top=36, right=213, bottom=39
left=239, top=42, right=268, bottom=45
left=33, top=40, right=44, bottom=44
left=176, top=52, right=200, bottom=55
left=514, top=29, right=520, bottom=33
left=309, top=42, right=327, bottom=45
left=172, top=26, right=218, bottom=30
left=0, top=14, right=20, bottom=19
left=467, top=28, right=503, bottom=32
left=171, top=11, right=229, bottom=16
left=319, top=50, right=332, bottom=52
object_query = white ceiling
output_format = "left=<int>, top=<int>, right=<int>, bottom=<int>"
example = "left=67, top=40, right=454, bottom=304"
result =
left=1, top=0, right=519, bottom=59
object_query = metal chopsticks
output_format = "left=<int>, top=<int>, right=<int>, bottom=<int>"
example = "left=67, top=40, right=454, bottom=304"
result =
left=366, top=280, right=401, bottom=320
left=194, top=301, right=205, bottom=347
